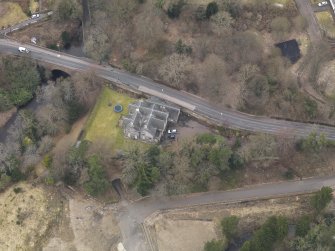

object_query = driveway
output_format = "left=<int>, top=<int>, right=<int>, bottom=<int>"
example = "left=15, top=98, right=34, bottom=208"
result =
left=295, top=0, right=322, bottom=43
left=116, top=175, right=335, bottom=251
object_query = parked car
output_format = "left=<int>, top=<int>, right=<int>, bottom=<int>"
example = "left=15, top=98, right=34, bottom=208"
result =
left=167, top=129, right=177, bottom=134
left=18, top=47, right=29, bottom=53
left=318, top=1, right=328, bottom=6
left=31, top=13, right=40, bottom=19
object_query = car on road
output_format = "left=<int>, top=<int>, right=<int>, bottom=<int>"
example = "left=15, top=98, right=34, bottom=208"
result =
left=18, top=47, right=29, bottom=53
left=31, top=13, right=40, bottom=19
left=318, top=1, right=328, bottom=6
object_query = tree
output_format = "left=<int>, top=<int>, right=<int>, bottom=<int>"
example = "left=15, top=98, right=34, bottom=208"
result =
left=206, top=2, right=218, bottom=19
left=1, top=57, right=40, bottom=107
left=56, top=0, right=82, bottom=21
left=270, top=17, right=291, bottom=38
left=311, top=186, right=333, bottom=213
left=242, top=74, right=269, bottom=109
left=158, top=53, right=191, bottom=88
left=84, top=155, right=109, bottom=196
left=241, top=216, right=288, bottom=251
left=221, top=31, right=263, bottom=71
left=298, top=131, right=327, bottom=152
left=204, top=239, right=227, bottom=251
left=221, top=216, right=239, bottom=241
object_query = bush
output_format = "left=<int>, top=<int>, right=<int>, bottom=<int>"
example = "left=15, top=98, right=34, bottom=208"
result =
left=43, top=154, right=53, bottom=169
left=221, top=216, right=239, bottom=241
left=311, top=186, right=333, bottom=213
left=304, top=97, right=318, bottom=119
left=196, top=133, right=217, bottom=144
left=195, top=6, right=206, bottom=21
left=296, top=215, right=311, bottom=237
left=204, top=239, right=227, bottom=251
left=167, top=0, right=185, bottom=19
left=229, top=153, right=244, bottom=169
left=206, top=2, right=219, bottom=19
left=175, top=39, right=192, bottom=55
left=13, top=187, right=23, bottom=194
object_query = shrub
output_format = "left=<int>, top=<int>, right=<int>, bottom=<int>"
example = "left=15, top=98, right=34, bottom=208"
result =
left=167, top=0, right=185, bottom=19
left=296, top=215, right=311, bottom=237
left=206, top=2, right=218, bottom=19
left=311, top=186, right=333, bottom=213
left=221, top=216, right=239, bottom=240
left=175, top=39, right=192, bottom=55
left=43, top=154, right=53, bottom=169
left=204, top=239, right=227, bottom=251
left=196, top=133, right=217, bottom=144
left=13, top=187, right=23, bottom=194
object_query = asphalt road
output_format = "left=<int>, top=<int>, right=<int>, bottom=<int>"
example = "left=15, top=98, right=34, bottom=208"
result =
left=1, top=39, right=335, bottom=139
left=117, top=175, right=335, bottom=251
left=0, top=13, right=50, bottom=36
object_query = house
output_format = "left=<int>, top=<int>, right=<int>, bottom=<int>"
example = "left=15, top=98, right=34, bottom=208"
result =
left=121, top=99, right=180, bottom=143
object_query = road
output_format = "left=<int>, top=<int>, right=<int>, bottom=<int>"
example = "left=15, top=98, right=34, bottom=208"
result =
left=116, top=175, right=335, bottom=251
left=295, top=0, right=322, bottom=43
left=0, top=12, right=50, bottom=36
left=1, top=39, right=335, bottom=140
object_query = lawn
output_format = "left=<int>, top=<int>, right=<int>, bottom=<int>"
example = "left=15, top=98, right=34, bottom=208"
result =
left=316, top=11, right=335, bottom=39
left=84, top=87, right=146, bottom=152
left=0, top=2, right=27, bottom=28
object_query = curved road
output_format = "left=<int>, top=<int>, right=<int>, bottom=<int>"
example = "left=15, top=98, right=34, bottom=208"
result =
left=117, top=175, right=335, bottom=251
left=1, top=39, right=335, bottom=139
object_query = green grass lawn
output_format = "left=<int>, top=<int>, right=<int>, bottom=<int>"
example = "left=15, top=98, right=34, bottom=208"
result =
left=316, top=11, right=335, bottom=39
left=84, top=87, right=147, bottom=152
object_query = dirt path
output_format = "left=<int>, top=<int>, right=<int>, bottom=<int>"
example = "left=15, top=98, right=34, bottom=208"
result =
left=295, top=0, right=322, bottom=44
left=52, top=115, right=88, bottom=155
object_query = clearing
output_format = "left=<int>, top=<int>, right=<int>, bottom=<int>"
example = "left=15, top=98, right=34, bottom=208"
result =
left=144, top=195, right=311, bottom=251
left=84, top=87, right=146, bottom=152
left=44, top=195, right=121, bottom=251
left=0, top=2, right=27, bottom=28
left=0, top=182, right=62, bottom=250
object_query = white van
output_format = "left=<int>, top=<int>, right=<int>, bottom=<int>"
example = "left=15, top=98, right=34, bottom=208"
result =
left=18, top=47, right=29, bottom=53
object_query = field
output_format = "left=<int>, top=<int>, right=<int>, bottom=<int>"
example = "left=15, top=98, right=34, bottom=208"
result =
left=0, top=183, right=62, bottom=250
left=0, top=2, right=27, bottom=28
left=315, top=11, right=335, bottom=39
left=84, top=87, right=146, bottom=152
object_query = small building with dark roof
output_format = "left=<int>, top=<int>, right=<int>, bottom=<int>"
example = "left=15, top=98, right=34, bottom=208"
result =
left=275, top=39, right=301, bottom=63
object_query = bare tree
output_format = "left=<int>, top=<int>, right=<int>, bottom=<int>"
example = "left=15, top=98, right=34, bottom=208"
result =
left=158, top=53, right=192, bottom=88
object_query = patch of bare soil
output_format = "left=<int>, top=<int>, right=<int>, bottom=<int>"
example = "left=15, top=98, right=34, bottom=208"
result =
left=0, top=107, right=16, bottom=128
left=145, top=196, right=310, bottom=251
left=155, top=218, right=219, bottom=251
left=43, top=196, right=121, bottom=251
left=176, top=119, right=212, bottom=140
left=0, top=182, right=62, bottom=250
